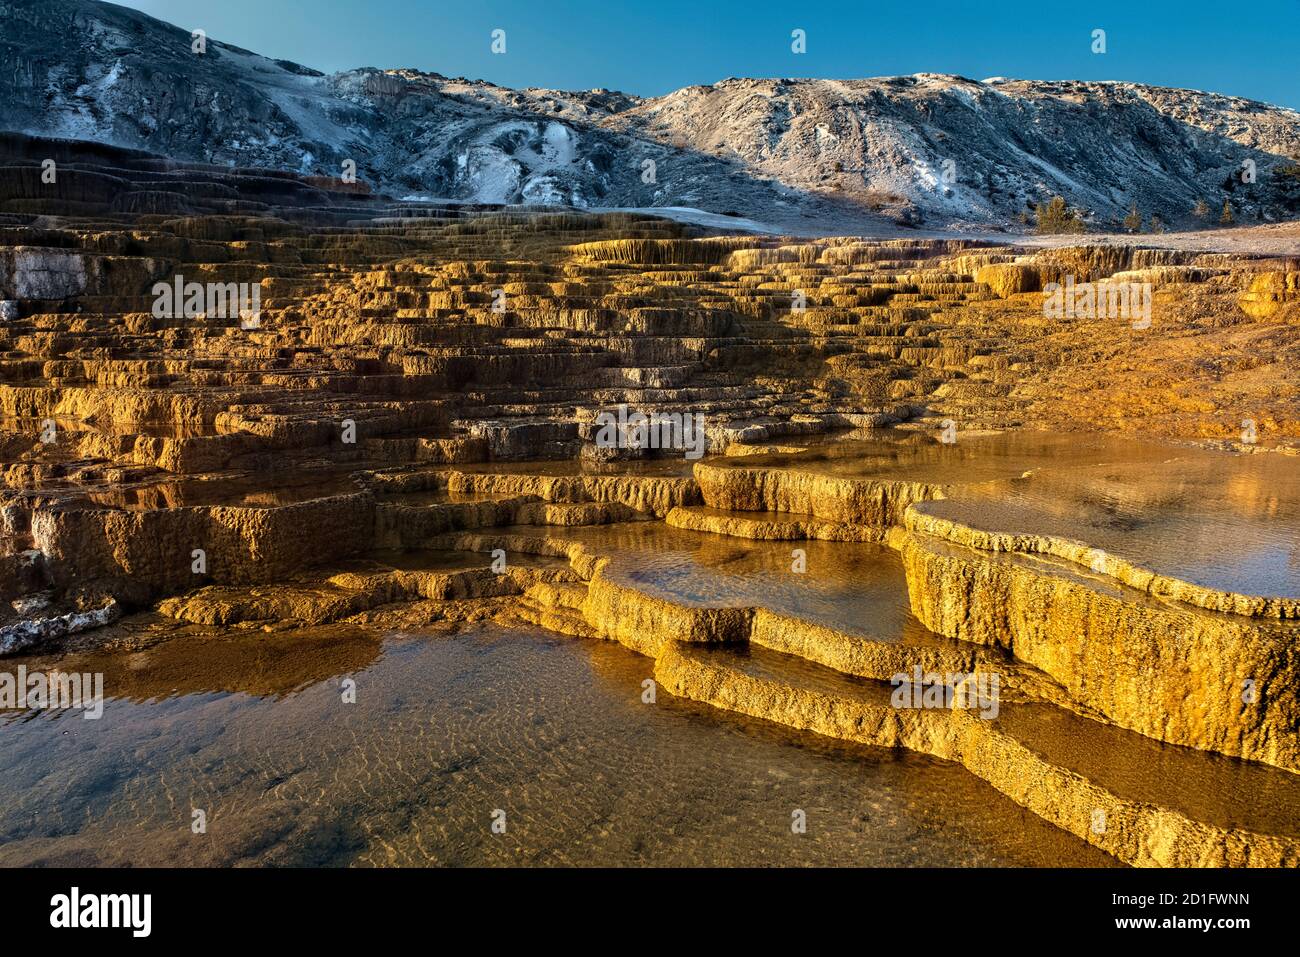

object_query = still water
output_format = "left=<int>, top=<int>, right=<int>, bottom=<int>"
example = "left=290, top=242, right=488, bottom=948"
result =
left=0, top=623, right=1113, bottom=867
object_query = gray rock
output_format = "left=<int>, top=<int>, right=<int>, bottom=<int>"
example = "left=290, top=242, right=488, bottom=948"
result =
left=0, top=600, right=121, bottom=656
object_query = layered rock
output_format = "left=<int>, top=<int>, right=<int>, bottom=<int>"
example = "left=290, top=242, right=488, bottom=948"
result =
left=898, top=529, right=1300, bottom=771
left=3, top=134, right=1300, bottom=869
left=656, top=644, right=1300, bottom=867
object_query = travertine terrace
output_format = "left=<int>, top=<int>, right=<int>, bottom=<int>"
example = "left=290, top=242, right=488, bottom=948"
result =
left=3, top=133, right=1300, bottom=867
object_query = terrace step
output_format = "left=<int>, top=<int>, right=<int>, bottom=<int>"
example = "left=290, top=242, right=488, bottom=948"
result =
left=656, top=642, right=1300, bottom=868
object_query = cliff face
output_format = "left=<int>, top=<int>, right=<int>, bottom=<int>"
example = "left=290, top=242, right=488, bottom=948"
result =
left=4, top=0, right=1300, bottom=228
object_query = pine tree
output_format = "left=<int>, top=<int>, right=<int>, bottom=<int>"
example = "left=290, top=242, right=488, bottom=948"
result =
left=1034, top=195, right=1085, bottom=234
left=1192, top=199, right=1210, bottom=220
left=1220, top=200, right=1234, bottom=225
left=1123, top=202, right=1143, bottom=233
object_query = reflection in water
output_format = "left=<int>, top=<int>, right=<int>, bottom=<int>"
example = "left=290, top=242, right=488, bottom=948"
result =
left=924, top=449, right=1300, bottom=597
left=5, top=428, right=1293, bottom=866
left=752, top=428, right=1300, bottom=598
left=0, top=625, right=1115, bottom=867
left=994, top=701, right=1300, bottom=840
left=493, top=521, right=945, bottom=643
left=455, top=457, right=699, bottom=478
left=376, top=488, right=523, bottom=506
left=735, top=430, right=1181, bottom=485
left=4, top=624, right=381, bottom=703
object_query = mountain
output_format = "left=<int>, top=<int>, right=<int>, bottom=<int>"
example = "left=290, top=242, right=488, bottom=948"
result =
left=3, top=0, right=1299, bottom=231
left=608, top=75, right=1300, bottom=228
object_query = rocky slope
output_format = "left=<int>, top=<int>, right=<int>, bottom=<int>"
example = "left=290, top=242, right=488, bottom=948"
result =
left=3, top=0, right=1299, bottom=230
left=0, top=0, right=868, bottom=233
left=611, top=75, right=1300, bottom=228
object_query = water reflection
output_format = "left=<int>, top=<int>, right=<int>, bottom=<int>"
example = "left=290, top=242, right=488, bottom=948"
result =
left=924, top=449, right=1300, bottom=597
left=0, top=624, right=1115, bottom=867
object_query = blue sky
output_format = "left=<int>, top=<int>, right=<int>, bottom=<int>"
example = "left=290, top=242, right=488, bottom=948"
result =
left=114, top=0, right=1300, bottom=109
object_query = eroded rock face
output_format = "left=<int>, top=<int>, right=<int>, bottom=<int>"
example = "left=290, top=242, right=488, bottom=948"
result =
left=1239, top=270, right=1300, bottom=320
left=1, top=249, right=88, bottom=299
left=898, top=529, right=1300, bottom=771
left=976, top=263, right=1040, bottom=297
left=0, top=598, right=120, bottom=655
left=666, top=505, right=881, bottom=542
left=695, top=461, right=942, bottom=527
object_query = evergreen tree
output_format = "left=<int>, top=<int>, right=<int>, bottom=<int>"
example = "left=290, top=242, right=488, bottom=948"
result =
left=1123, top=202, right=1143, bottom=233
left=1034, top=195, right=1085, bottom=234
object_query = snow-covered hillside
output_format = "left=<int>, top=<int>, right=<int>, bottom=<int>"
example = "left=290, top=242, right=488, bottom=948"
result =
left=610, top=74, right=1300, bottom=227
left=3, top=0, right=1298, bottom=230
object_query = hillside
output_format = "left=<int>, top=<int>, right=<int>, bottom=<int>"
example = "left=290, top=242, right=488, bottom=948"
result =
left=2, top=0, right=1299, bottom=230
